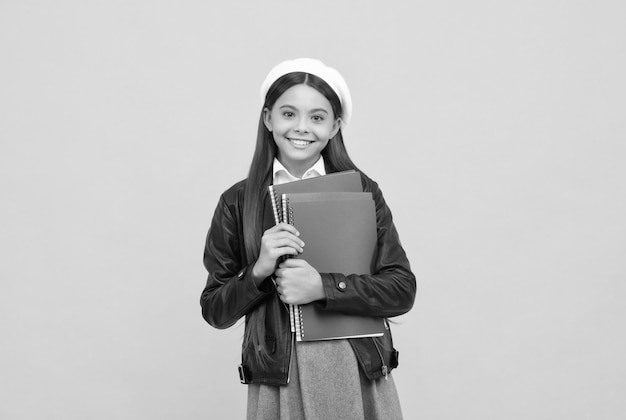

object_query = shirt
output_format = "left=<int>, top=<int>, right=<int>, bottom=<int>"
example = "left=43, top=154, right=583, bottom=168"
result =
left=272, top=157, right=326, bottom=185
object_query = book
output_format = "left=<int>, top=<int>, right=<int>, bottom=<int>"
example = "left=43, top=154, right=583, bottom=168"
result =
left=284, top=192, right=385, bottom=341
left=267, top=170, right=364, bottom=333
left=266, top=170, right=385, bottom=342
left=285, top=192, right=377, bottom=275
left=268, top=170, right=362, bottom=224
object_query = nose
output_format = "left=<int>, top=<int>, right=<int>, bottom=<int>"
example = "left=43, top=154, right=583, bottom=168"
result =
left=294, top=116, right=309, bottom=133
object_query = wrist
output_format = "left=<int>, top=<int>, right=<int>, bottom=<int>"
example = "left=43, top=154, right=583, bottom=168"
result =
left=251, top=263, right=269, bottom=287
left=314, top=272, right=326, bottom=301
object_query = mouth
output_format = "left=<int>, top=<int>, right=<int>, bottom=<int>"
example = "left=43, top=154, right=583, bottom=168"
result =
left=287, top=138, right=314, bottom=148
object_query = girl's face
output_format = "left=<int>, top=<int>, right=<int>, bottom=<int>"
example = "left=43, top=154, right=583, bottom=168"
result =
left=264, top=84, right=340, bottom=177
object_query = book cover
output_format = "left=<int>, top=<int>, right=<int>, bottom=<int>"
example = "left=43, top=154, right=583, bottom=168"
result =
left=266, top=170, right=364, bottom=333
left=268, top=170, right=362, bottom=224
left=285, top=192, right=386, bottom=341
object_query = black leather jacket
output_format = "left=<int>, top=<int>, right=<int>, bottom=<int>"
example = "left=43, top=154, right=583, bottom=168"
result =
left=200, top=172, right=416, bottom=386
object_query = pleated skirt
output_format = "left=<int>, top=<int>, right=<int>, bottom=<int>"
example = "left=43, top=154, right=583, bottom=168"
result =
left=247, top=339, right=403, bottom=420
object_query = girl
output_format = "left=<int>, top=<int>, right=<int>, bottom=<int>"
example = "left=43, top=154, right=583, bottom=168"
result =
left=201, top=58, right=416, bottom=420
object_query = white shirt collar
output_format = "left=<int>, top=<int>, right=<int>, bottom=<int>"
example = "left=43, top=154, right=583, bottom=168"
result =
left=272, top=157, right=327, bottom=185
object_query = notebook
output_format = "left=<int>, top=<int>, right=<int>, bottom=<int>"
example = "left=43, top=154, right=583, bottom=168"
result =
left=284, top=192, right=385, bottom=341
left=267, top=171, right=386, bottom=341
left=268, top=170, right=362, bottom=224
left=267, top=170, right=364, bottom=333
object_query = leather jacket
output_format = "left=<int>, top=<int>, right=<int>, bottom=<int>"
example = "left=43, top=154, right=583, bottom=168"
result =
left=200, top=172, right=416, bottom=386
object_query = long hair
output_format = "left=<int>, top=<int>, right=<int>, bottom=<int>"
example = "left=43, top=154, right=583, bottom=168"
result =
left=242, top=72, right=361, bottom=367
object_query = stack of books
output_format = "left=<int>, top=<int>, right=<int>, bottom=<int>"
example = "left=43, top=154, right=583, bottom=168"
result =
left=268, top=171, right=386, bottom=342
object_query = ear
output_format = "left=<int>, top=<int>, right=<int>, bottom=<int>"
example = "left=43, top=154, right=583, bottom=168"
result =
left=263, top=107, right=273, bottom=132
left=329, top=117, right=342, bottom=139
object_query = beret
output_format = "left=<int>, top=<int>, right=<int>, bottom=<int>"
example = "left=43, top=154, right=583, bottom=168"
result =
left=260, top=58, right=352, bottom=129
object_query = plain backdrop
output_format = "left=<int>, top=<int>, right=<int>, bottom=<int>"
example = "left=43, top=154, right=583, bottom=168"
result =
left=1, top=1, right=625, bottom=419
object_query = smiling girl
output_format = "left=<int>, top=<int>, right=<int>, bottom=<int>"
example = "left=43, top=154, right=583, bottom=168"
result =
left=201, top=58, right=416, bottom=419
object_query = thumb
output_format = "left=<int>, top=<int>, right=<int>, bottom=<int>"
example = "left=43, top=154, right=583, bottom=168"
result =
left=279, top=258, right=305, bottom=268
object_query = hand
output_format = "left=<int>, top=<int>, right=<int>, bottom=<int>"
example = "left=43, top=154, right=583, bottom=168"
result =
left=274, top=259, right=325, bottom=305
left=251, top=223, right=304, bottom=282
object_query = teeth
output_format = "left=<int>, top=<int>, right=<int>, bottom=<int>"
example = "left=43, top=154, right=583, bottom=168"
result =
left=289, top=139, right=312, bottom=147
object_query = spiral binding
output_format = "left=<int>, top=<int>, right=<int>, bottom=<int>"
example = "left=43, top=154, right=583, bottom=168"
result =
left=268, top=186, right=296, bottom=332
left=294, top=305, right=304, bottom=341
left=281, top=194, right=289, bottom=225
left=288, top=302, right=296, bottom=334
left=268, top=185, right=281, bottom=224
left=287, top=205, right=294, bottom=229
left=283, top=196, right=296, bottom=258
left=281, top=194, right=300, bottom=334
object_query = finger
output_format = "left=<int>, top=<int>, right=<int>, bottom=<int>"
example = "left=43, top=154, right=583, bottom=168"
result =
left=271, top=246, right=302, bottom=260
left=276, top=222, right=300, bottom=236
left=265, top=223, right=300, bottom=237
left=267, top=237, right=304, bottom=253
left=278, top=258, right=307, bottom=268
left=274, top=283, right=293, bottom=304
left=266, top=231, right=305, bottom=247
left=274, top=268, right=293, bottom=284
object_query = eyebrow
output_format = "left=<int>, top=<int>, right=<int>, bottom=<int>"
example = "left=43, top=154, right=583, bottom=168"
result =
left=278, top=105, right=330, bottom=115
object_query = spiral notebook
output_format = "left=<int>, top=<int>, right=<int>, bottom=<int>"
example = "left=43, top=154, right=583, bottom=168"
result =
left=267, top=170, right=362, bottom=224
left=267, top=171, right=385, bottom=342
left=268, top=170, right=363, bottom=334
left=285, top=192, right=385, bottom=341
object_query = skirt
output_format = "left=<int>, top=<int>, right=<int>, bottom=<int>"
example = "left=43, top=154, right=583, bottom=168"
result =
left=247, top=339, right=403, bottom=420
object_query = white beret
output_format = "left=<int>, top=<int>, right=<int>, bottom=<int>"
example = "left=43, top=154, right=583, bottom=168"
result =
left=260, top=58, right=352, bottom=129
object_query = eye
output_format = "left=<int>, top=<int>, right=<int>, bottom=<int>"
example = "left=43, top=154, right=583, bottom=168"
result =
left=282, top=111, right=295, bottom=118
left=311, top=115, right=325, bottom=122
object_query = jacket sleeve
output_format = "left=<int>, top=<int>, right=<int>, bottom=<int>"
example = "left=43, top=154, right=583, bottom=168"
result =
left=200, top=194, right=274, bottom=329
left=318, top=179, right=416, bottom=318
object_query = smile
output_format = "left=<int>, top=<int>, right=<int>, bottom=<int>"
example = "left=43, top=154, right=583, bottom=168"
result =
left=287, top=138, right=314, bottom=148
